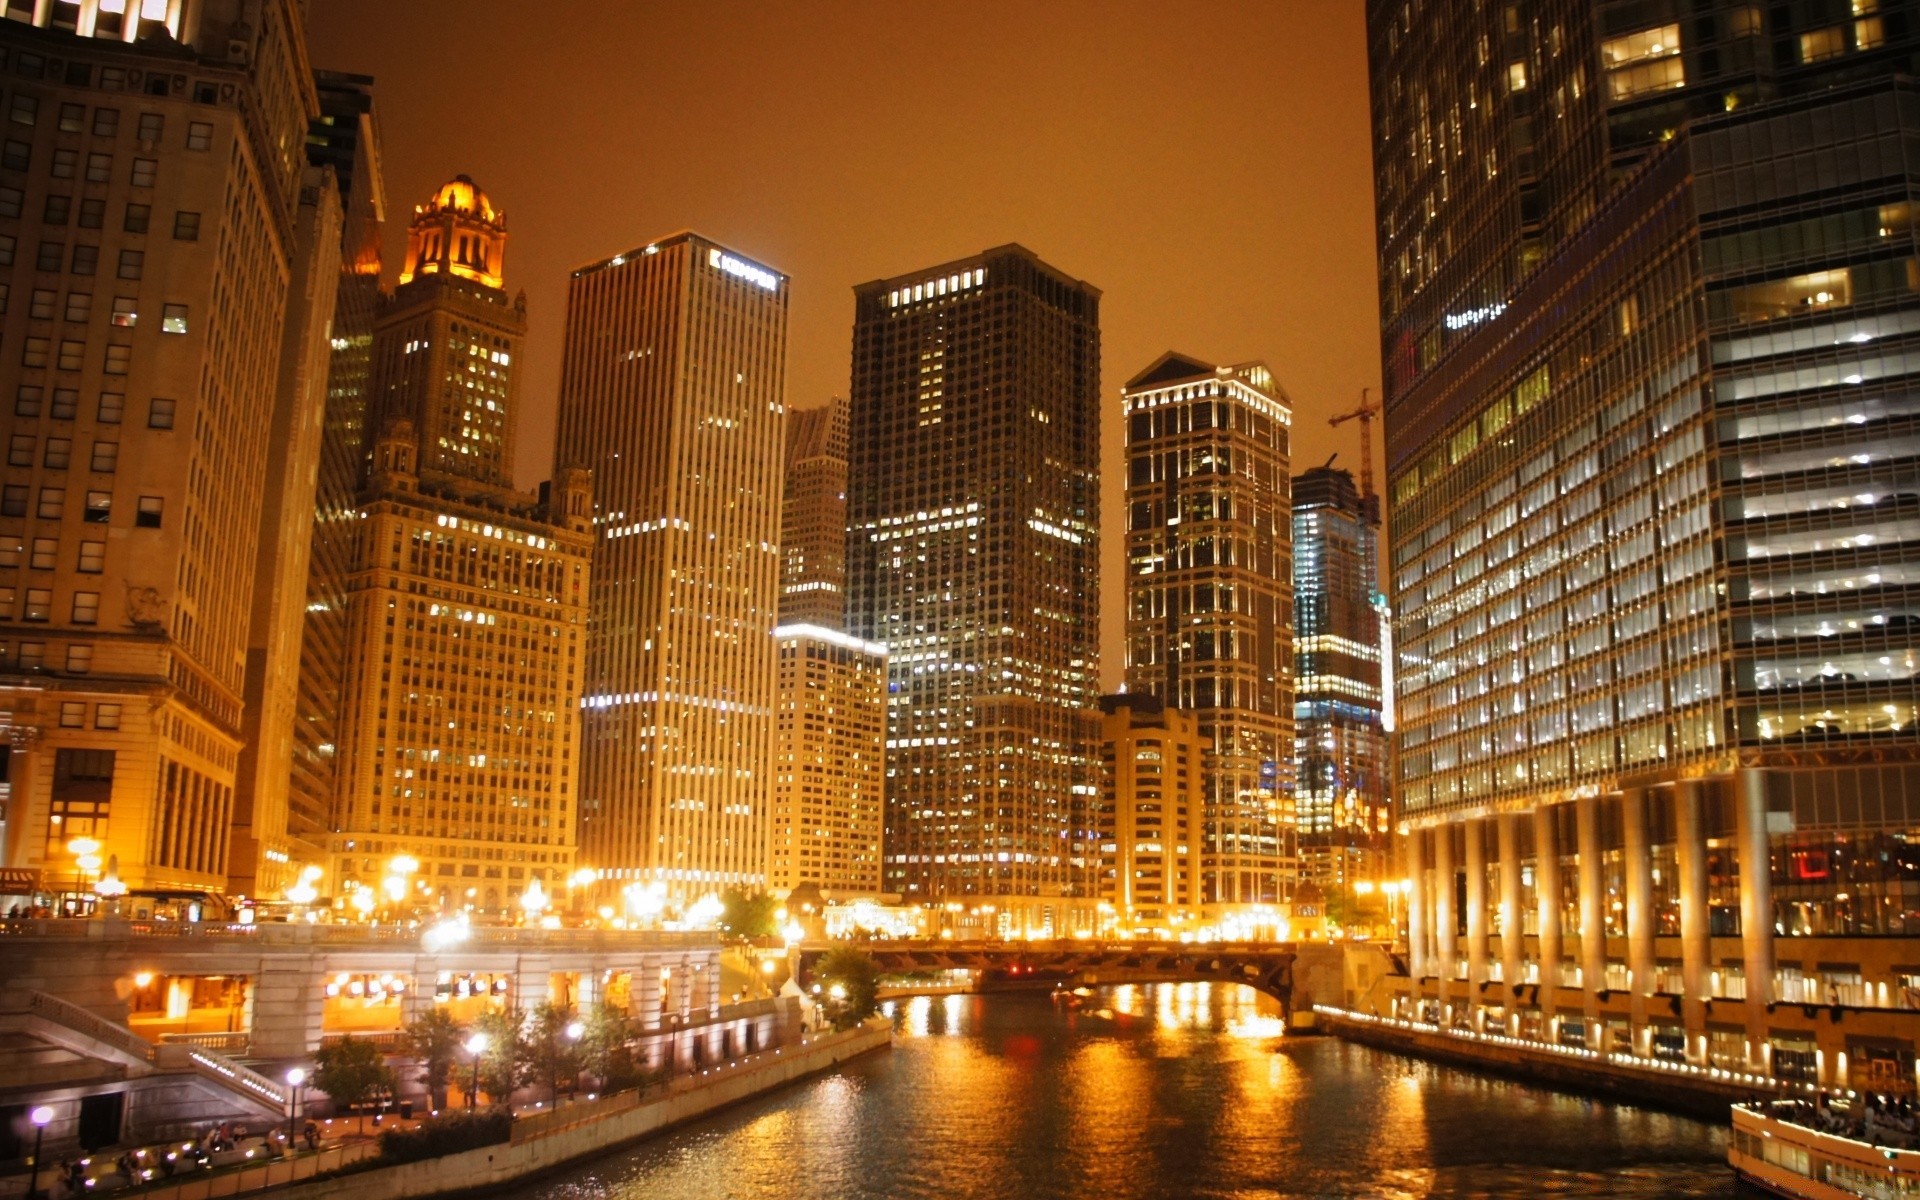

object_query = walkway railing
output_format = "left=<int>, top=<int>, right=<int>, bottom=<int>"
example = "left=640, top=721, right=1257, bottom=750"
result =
left=0, top=916, right=717, bottom=950
left=5, top=987, right=157, bottom=1064
left=159, top=1030, right=251, bottom=1054
left=171, top=1045, right=290, bottom=1110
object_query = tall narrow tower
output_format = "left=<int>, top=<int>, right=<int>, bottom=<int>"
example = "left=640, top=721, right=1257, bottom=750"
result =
left=369, top=176, right=521, bottom=487
left=779, top=398, right=848, bottom=629
left=846, top=246, right=1100, bottom=933
left=558, top=233, right=788, bottom=905
left=1122, top=353, right=1293, bottom=922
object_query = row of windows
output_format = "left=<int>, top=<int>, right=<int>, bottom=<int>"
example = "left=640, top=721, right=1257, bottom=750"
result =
left=0, top=535, right=102, bottom=571
left=15, top=387, right=168, bottom=425
left=0, top=485, right=159, bottom=524
left=0, top=639, right=97, bottom=674
left=6, top=91, right=210, bottom=150
left=0, top=584, right=98, bottom=622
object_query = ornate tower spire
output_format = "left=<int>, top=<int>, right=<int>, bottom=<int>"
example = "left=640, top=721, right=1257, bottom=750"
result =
left=399, top=174, right=507, bottom=290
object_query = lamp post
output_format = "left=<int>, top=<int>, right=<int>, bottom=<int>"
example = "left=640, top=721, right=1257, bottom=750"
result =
left=285, top=1067, right=306, bottom=1154
left=27, top=1105, right=52, bottom=1200
left=465, top=1032, right=488, bottom=1110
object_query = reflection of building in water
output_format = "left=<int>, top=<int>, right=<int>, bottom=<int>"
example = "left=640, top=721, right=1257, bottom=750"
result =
left=1370, top=0, right=1920, bottom=1092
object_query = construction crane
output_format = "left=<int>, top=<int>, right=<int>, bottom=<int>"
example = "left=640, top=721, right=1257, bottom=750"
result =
left=1328, top=387, right=1382, bottom=505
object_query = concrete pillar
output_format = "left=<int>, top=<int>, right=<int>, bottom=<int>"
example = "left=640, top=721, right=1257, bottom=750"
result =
left=1497, top=812, right=1524, bottom=1032
left=1464, top=816, right=1489, bottom=1020
left=1406, top=826, right=1429, bottom=985
left=1433, top=822, right=1455, bottom=1020
left=636, top=958, right=662, bottom=1031
left=1576, top=794, right=1606, bottom=1042
left=1675, top=779, right=1711, bottom=1057
left=1621, top=786, right=1654, bottom=1050
left=1533, top=806, right=1562, bottom=1002
left=1735, top=767, right=1775, bottom=1066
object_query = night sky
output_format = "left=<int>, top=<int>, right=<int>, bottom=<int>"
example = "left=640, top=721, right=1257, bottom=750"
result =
left=306, top=1, right=1382, bottom=686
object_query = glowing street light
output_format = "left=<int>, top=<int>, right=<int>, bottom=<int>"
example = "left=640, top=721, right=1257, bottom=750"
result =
left=520, top=878, right=549, bottom=920
left=28, top=1105, right=53, bottom=1200
left=284, top=1067, right=307, bottom=1151
left=465, top=1033, right=489, bottom=1110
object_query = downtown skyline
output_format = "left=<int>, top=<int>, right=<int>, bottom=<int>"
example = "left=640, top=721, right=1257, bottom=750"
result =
left=303, top=2, right=1384, bottom=692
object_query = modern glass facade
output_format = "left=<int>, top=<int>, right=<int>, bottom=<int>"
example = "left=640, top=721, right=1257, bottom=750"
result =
left=1291, top=465, right=1388, bottom=891
left=1122, top=352, right=1294, bottom=911
left=846, top=246, right=1100, bottom=927
left=1371, top=0, right=1920, bottom=1083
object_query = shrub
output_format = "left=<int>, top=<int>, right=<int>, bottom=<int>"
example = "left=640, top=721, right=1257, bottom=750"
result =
left=377, top=1110, right=512, bottom=1164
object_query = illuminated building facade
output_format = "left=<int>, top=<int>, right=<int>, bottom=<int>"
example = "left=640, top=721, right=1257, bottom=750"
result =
left=770, top=623, right=886, bottom=897
left=779, top=397, right=848, bottom=628
left=1097, top=693, right=1202, bottom=930
left=331, top=179, right=591, bottom=917
left=229, top=151, right=340, bottom=899
left=847, top=245, right=1101, bottom=931
left=370, top=174, right=520, bottom=488
left=1291, top=464, right=1387, bottom=890
left=0, top=1, right=323, bottom=906
left=1372, top=0, right=1920, bottom=1081
left=1122, top=352, right=1294, bottom=914
left=277, top=70, right=386, bottom=898
left=558, top=233, right=787, bottom=903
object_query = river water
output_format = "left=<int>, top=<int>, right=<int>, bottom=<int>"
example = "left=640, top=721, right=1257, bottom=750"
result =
left=506, top=983, right=1735, bottom=1200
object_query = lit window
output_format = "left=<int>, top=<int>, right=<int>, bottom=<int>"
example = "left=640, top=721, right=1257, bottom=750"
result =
left=84, top=491, right=110, bottom=523
left=71, top=591, right=99, bottom=625
left=65, top=646, right=92, bottom=675
left=60, top=701, right=84, bottom=728
left=95, top=702, right=120, bottom=729
left=23, top=588, right=50, bottom=620
left=1800, top=26, right=1846, bottom=61
left=77, top=541, right=103, bottom=573
left=160, top=303, right=186, bottom=334
left=0, top=536, right=18, bottom=567
left=29, top=538, right=54, bottom=570
left=111, top=296, right=137, bottom=327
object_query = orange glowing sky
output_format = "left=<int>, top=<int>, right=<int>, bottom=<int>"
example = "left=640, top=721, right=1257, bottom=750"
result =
left=307, top=0, right=1383, bottom=687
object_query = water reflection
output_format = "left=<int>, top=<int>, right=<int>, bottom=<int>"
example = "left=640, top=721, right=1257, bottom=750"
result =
left=504, top=984, right=1733, bottom=1200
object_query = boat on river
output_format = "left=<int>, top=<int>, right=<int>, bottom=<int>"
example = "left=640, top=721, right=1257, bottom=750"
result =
left=1728, top=1100, right=1920, bottom=1197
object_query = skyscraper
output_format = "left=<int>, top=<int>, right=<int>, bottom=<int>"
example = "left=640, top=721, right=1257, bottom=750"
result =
left=847, top=245, right=1100, bottom=933
left=1371, top=0, right=1920, bottom=1078
left=0, top=0, right=323, bottom=908
left=369, top=175, right=522, bottom=488
left=1096, top=692, right=1202, bottom=931
left=1121, top=353, right=1294, bottom=924
left=769, top=622, right=886, bottom=897
left=558, top=233, right=787, bottom=905
left=331, top=177, right=592, bottom=918
left=229, top=155, right=341, bottom=899
left=779, top=397, right=848, bottom=629
left=1290, top=463, right=1386, bottom=892
left=283, top=70, right=386, bottom=898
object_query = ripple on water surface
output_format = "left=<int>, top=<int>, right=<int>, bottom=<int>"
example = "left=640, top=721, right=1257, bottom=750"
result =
left=502, top=985, right=1735, bottom=1200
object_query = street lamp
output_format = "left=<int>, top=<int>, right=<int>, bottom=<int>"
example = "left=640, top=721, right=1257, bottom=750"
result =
left=27, top=1105, right=52, bottom=1200
left=285, top=1067, right=306, bottom=1153
left=465, top=1032, right=488, bottom=1110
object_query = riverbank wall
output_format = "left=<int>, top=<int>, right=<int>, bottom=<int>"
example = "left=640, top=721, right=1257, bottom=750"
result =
left=138, top=1020, right=892, bottom=1200
left=1316, top=1006, right=1755, bottom=1120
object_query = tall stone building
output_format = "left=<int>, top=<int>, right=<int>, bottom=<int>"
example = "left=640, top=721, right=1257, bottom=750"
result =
left=1291, top=463, right=1387, bottom=892
left=0, top=0, right=323, bottom=908
left=1096, top=693, right=1202, bottom=931
left=280, top=70, right=385, bottom=896
left=330, top=178, right=591, bottom=917
left=769, top=622, right=886, bottom=897
left=1370, top=0, right=1920, bottom=1081
left=229, top=154, right=340, bottom=899
left=779, top=397, right=848, bottom=628
left=1122, top=353, right=1293, bottom=925
left=847, top=245, right=1100, bottom=934
left=558, top=233, right=787, bottom=906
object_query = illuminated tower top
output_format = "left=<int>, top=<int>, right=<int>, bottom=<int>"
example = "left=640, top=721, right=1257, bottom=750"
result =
left=399, top=174, right=507, bottom=290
